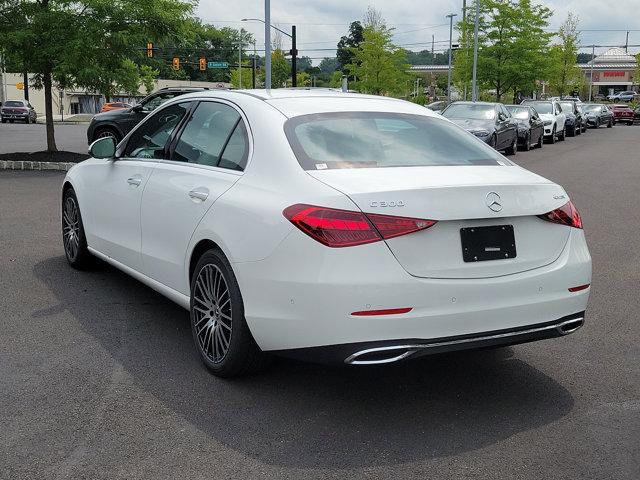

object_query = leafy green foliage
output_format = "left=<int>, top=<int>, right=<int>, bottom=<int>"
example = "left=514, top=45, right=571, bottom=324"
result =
left=337, top=21, right=364, bottom=76
left=346, top=25, right=411, bottom=96
left=547, top=13, right=583, bottom=97
left=270, top=49, right=291, bottom=88
left=455, top=0, right=552, bottom=101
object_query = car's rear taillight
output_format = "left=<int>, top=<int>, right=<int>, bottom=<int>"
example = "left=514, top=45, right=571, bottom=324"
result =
left=538, top=200, right=583, bottom=229
left=283, top=204, right=436, bottom=248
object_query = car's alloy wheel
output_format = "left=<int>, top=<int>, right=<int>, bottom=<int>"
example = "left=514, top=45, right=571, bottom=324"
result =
left=505, top=136, right=517, bottom=155
left=549, top=127, right=556, bottom=144
left=558, top=127, right=566, bottom=141
left=607, top=119, right=613, bottom=128
left=190, top=249, right=267, bottom=377
left=62, top=189, right=92, bottom=269
left=523, top=133, right=531, bottom=151
left=95, top=129, right=119, bottom=142
left=488, top=134, right=497, bottom=149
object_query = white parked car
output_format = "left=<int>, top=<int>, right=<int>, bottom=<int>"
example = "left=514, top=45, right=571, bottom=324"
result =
left=62, top=90, right=592, bottom=377
left=521, top=100, right=567, bottom=143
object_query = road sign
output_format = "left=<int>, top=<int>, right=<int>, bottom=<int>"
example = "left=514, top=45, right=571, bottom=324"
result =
left=207, top=61, right=228, bottom=69
left=16, top=82, right=24, bottom=90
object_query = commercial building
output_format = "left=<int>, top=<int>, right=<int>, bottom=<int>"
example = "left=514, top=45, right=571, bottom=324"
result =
left=578, top=47, right=638, bottom=97
left=0, top=73, right=230, bottom=116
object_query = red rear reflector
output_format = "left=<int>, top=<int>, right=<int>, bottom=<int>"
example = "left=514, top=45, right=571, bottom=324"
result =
left=538, top=200, right=583, bottom=229
left=351, top=308, right=413, bottom=316
left=283, top=204, right=436, bottom=247
left=568, top=284, right=590, bottom=292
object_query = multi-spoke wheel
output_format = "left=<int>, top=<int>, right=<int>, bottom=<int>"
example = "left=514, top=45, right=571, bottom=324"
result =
left=192, top=264, right=233, bottom=364
left=62, top=188, right=92, bottom=269
left=190, top=249, right=268, bottom=377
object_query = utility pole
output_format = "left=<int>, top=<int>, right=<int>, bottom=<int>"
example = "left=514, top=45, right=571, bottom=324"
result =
left=265, top=0, right=271, bottom=91
left=471, top=0, right=480, bottom=102
left=446, top=13, right=457, bottom=104
left=589, top=44, right=595, bottom=102
left=0, top=53, right=5, bottom=106
left=238, top=31, right=243, bottom=89
left=23, top=70, right=29, bottom=102
left=431, top=34, right=435, bottom=57
left=291, top=25, right=297, bottom=87
left=625, top=31, right=629, bottom=52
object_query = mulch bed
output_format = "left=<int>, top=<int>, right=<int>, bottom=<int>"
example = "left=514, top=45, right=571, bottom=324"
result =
left=0, top=151, right=89, bottom=163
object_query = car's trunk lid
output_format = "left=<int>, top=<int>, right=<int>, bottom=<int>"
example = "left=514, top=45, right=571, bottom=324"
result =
left=308, top=166, right=571, bottom=279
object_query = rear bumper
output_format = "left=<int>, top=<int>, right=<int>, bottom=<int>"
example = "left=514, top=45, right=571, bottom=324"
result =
left=274, top=312, right=585, bottom=364
left=1, top=113, right=28, bottom=120
left=234, top=227, right=592, bottom=352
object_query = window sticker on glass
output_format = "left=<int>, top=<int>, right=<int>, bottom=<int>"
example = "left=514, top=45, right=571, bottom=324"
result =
left=315, top=163, right=328, bottom=170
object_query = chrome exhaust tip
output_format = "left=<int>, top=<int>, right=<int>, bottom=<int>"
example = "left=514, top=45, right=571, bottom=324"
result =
left=556, top=317, right=584, bottom=335
left=344, top=346, right=418, bottom=365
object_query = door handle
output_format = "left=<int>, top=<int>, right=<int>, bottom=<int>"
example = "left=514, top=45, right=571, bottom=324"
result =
left=127, top=176, right=142, bottom=187
left=188, top=188, right=209, bottom=201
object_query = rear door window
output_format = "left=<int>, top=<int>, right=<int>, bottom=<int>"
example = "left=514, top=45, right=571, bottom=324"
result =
left=171, top=101, right=249, bottom=170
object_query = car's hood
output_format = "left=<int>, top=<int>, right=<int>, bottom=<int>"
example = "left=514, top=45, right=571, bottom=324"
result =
left=447, top=118, right=494, bottom=131
left=92, top=107, right=135, bottom=121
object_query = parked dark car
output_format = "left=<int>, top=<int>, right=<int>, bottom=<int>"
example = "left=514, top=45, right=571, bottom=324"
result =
left=610, top=104, right=634, bottom=125
left=583, top=104, right=614, bottom=128
left=425, top=101, right=448, bottom=112
left=86, top=87, right=210, bottom=143
left=441, top=101, right=518, bottom=155
left=559, top=100, right=583, bottom=136
left=1, top=100, right=38, bottom=124
left=575, top=104, right=588, bottom=133
left=505, top=105, right=545, bottom=150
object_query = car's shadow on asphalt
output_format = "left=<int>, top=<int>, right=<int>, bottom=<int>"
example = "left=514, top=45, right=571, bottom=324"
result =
left=34, top=256, right=574, bottom=469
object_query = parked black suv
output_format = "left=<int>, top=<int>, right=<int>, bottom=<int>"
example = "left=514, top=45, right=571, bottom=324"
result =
left=86, top=87, right=210, bottom=143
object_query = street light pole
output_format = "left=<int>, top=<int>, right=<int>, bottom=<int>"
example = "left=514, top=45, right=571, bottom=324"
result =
left=252, top=41, right=257, bottom=89
left=238, top=29, right=243, bottom=88
left=446, top=13, right=457, bottom=104
left=264, top=0, right=271, bottom=90
left=471, top=0, right=480, bottom=102
left=589, top=44, right=595, bottom=102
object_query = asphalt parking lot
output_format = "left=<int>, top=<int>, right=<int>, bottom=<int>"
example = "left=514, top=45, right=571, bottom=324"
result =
left=0, top=122, right=88, bottom=154
left=1, top=125, right=639, bottom=479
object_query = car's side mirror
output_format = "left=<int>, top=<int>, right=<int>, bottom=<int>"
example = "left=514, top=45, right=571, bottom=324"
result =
left=132, top=104, right=143, bottom=113
left=89, top=137, right=116, bottom=159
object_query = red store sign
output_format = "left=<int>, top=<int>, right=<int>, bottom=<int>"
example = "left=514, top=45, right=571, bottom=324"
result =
left=603, top=71, right=625, bottom=77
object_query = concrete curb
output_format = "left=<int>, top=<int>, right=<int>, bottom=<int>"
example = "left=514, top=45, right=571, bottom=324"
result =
left=35, top=120, right=90, bottom=125
left=1, top=160, right=74, bottom=172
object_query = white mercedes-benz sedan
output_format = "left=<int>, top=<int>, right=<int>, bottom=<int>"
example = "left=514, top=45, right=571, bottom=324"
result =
left=62, top=89, right=592, bottom=377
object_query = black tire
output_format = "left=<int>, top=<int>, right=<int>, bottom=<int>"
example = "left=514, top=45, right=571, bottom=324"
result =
left=190, top=249, right=269, bottom=378
left=607, top=119, right=613, bottom=128
left=576, top=125, right=581, bottom=135
left=9, top=119, right=14, bottom=124
left=488, top=134, right=497, bottom=149
left=1, top=119, right=6, bottom=123
left=548, top=126, right=556, bottom=144
left=62, top=188, right=93, bottom=269
left=595, top=119, right=600, bottom=128
left=505, top=136, right=517, bottom=155
left=93, top=127, right=121, bottom=143
left=558, top=126, right=566, bottom=141
left=537, top=131, right=544, bottom=148
left=522, top=133, right=531, bottom=151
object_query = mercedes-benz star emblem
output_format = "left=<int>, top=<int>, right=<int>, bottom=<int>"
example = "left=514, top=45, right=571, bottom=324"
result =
left=485, top=192, right=502, bottom=212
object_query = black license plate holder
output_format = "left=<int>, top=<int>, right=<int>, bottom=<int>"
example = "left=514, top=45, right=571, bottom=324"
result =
left=460, top=225, right=516, bottom=262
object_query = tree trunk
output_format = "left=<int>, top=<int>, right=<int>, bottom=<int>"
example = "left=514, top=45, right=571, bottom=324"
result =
left=43, top=69, right=57, bottom=152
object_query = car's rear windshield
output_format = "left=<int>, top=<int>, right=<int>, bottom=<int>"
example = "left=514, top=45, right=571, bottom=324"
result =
left=4, top=101, right=23, bottom=107
left=284, top=112, right=507, bottom=171
left=506, top=106, right=530, bottom=119
left=583, top=104, right=601, bottom=111
left=523, top=102, right=552, bottom=114
left=442, top=103, right=495, bottom=120
left=560, top=102, right=574, bottom=112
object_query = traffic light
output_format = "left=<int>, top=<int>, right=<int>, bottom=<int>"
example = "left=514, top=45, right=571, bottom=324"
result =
left=172, top=57, right=180, bottom=71
left=199, top=57, right=206, bottom=71
left=147, top=42, right=153, bottom=58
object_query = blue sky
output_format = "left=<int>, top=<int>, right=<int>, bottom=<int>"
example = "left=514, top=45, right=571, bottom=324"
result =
left=196, top=0, right=640, bottom=63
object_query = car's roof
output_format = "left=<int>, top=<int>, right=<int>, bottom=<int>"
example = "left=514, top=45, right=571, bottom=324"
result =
left=173, top=88, right=439, bottom=118
left=449, top=101, right=498, bottom=106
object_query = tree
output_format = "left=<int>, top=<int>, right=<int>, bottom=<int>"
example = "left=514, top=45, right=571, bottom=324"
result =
left=455, top=0, right=552, bottom=102
left=346, top=23, right=410, bottom=96
left=337, top=21, right=364, bottom=75
left=547, top=13, right=582, bottom=97
left=319, top=57, right=339, bottom=74
left=271, top=49, right=290, bottom=88
left=0, top=0, right=196, bottom=151
left=230, top=63, right=253, bottom=88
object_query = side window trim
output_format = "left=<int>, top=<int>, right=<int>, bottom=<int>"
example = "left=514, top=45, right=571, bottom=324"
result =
left=167, top=101, right=199, bottom=160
